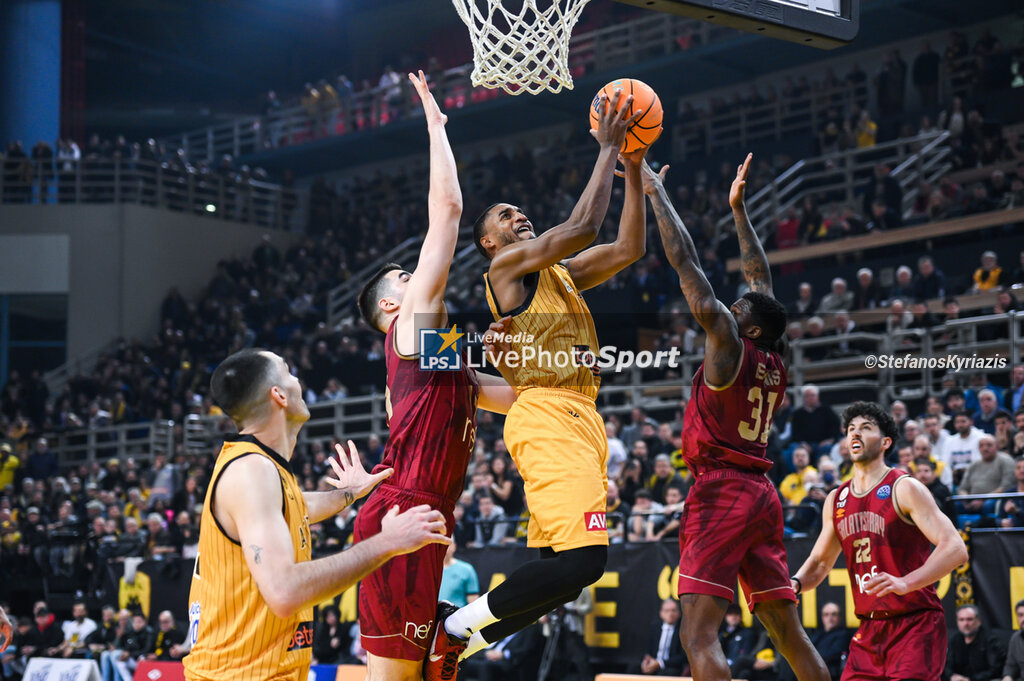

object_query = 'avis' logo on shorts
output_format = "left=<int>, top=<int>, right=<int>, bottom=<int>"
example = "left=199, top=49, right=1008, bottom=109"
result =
left=584, top=512, right=606, bottom=531
left=287, top=621, right=314, bottom=651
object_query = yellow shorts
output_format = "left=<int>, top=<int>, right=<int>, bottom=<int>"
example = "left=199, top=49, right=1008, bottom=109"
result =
left=504, top=388, right=609, bottom=551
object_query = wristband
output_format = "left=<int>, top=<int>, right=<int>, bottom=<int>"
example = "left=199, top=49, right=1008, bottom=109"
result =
left=791, top=576, right=802, bottom=595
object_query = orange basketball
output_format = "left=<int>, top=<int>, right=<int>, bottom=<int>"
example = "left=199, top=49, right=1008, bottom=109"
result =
left=589, top=78, right=663, bottom=154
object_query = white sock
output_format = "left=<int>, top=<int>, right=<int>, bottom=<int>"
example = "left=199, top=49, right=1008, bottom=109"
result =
left=444, top=593, right=498, bottom=639
left=458, top=631, right=489, bottom=661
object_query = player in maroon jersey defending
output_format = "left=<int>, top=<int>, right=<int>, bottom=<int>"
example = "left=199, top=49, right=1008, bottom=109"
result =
left=792, top=402, right=967, bottom=681
left=641, top=154, right=830, bottom=681
left=354, top=71, right=516, bottom=681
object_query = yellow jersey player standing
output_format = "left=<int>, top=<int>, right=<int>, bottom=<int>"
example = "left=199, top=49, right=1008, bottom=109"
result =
left=184, top=348, right=450, bottom=681
left=424, top=89, right=657, bottom=681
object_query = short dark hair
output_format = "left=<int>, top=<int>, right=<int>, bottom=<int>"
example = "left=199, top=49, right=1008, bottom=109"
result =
left=1016, top=598, right=1024, bottom=612
left=473, top=203, right=501, bottom=259
left=357, top=263, right=402, bottom=332
left=953, top=409, right=972, bottom=420
left=210, top=349, right=276, bottom=424
left=945, top=388, right=965, bottom=401
left=841, top=401, right=898, bottom=457
left=742, top=291, right=787, bottom=347
left=994, top=409, right=1013, bottom=422
left=914, top=457, right=934, bottom=470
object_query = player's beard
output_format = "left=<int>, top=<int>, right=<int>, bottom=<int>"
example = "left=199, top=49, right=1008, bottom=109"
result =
left=848, top=437, right=883, bottom=465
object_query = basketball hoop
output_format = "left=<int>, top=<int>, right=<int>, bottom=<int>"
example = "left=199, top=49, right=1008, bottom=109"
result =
left=451, top=0, right=591, bottom=95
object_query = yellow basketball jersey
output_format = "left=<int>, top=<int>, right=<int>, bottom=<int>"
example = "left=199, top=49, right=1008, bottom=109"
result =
left=484, top=263, right=600, bottom=400
left=184, top=434, right=313, bottom=681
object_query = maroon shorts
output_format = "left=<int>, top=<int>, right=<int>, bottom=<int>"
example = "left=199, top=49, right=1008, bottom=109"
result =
left=353, top=483, right=455, bottom=661
left=677, top=468, right=796, bottom=609
left=842, top=609, right=946, bottom=681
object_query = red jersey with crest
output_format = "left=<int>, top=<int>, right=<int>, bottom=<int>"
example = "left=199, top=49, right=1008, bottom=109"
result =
left=377, top=318, right=480, bottom=503
left=683, top=338, right=786, bottom=475
left=832, top=468, right=942, bottom=619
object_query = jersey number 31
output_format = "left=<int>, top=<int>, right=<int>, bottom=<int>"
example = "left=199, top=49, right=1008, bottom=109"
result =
left=738, top=387, right=779, bottom=445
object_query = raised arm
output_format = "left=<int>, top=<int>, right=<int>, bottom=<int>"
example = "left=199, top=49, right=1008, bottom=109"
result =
left=640, top=161, right=742, bottom=385
left=863, top=476, right=968, bottom=597
left=730, top=153, right=773, bottom=296
left=396, top=71, right=463, bottom=351
left=488, top=93, right=638, bottom=284
left=791, top=489, right=843, bottom=592
left=563, top=141, right=657, bottom=291
left=216, top=455, right=448, bottom=619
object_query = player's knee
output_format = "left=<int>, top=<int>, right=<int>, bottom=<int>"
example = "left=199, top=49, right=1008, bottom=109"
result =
left=677, top=617, right=715, bottom=652
left=559, top=545, right=607, bottom=589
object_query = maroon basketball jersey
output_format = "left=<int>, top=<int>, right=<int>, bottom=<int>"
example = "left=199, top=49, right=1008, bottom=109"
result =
left=832, top=468, right=942, bottom=619
left=683, top=337, right=786, bottom=475
left=377, top=319, right=480, bottom=503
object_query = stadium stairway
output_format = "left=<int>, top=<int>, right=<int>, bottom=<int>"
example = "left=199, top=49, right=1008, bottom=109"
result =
left=712, top=130, right=953, bottom=245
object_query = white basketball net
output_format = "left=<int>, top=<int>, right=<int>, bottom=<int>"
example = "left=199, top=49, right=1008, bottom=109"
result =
left=452, top=0, right=591, bottom=95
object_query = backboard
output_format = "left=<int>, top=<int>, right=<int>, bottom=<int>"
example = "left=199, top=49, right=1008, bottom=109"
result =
left=611, top=0, right=859, bottom=49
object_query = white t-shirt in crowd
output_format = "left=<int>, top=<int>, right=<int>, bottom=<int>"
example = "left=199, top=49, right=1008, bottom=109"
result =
left=62, top=617, right=98, bottom=649
left=607, top=436, right=627, bottom=479
left=943, top=427, right=984, bottom=474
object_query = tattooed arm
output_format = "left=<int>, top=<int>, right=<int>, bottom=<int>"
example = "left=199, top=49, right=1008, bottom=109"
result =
left=214, top=454, right=448, bottom=619
left=729, top=153, right=773, bottom=296
left=641, top=161, right=743, bottom=386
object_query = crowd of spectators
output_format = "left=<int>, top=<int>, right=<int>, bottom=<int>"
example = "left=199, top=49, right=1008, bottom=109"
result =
left=0, top=135, right=296, bottom=226
left=0, top=599, right=186, bottom=681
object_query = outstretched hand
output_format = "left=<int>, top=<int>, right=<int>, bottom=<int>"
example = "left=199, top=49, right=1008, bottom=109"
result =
left=326, top=440, right=393, bottom=504
left=637, top=159, right=670, bottom=196
left=590, top=90, right=645, bottom=150
left=729, top=153, right=752, bottom=211
left=618, top=127, right=662, bottom=168
left=409, top=70, right=447, bottom=128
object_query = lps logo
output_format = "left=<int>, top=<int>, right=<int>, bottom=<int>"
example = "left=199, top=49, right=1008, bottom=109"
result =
left=584, top=511, right=607, bottom=531
left=876, top=485, right=892, bottom=500
left=420, top=326, right=464, bottom=371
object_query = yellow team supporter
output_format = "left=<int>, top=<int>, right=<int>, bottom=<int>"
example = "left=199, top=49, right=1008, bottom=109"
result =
left=184, top=436, right=313, bottom=681
left=485, top=263, right=609, bottom=551
left=779, top=465, right=818, bottom=506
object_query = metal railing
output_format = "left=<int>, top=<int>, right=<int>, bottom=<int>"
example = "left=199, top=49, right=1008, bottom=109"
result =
left=50, top=420, right=175, bottom=471
left=0, top=158, right=307, bottom=231
left=326, top=236, right=424, bottom=325
left=713, top=130, right=951, bottom=243
left=158, top=14, right=728, bottom=162
left=45, top=311, right=1021, bottom=468
left=181, top=367, right=689, bottom=457
left=42, top=340, right=120, bottom=397
left=788, top=310, right=1024, bottom=402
